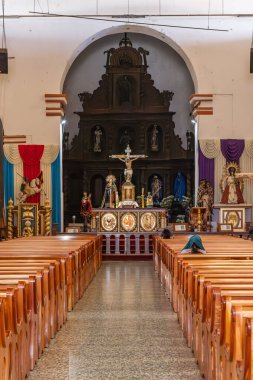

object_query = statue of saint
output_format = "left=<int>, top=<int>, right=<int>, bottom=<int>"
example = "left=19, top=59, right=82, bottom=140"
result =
left=173, top=172, right=186, bottom=201
left=80, top=192, right=92, bottom=231
left=119, top=130, right=132, bottom=152
left=110, top=145, right=147, bottom=184
left=219, top=161, right=253, bottom=204
left=118, top=76, right=131, bottom=105
left=22, top=220, right=34, bottom=237
left=151, top=125, right=159, bottom=151
left=101, top=175, right=118, bottom=208
left=151, top=175, right=162, bottom=206
left=197, top=180, right=214, bottom=226
left=94, top=126, right=102, bottom=152
left=220, top=162, right=244, bottom=204
left=17, top=171, right=44, bottom=204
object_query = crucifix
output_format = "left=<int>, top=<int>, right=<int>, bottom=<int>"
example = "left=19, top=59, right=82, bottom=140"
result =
left=110, top=145, right=147, bottom=184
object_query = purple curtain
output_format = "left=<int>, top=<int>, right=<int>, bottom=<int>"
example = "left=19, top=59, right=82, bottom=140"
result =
left=221, top=139, right=245, bottom=163
left=198, top=144, right=214, bottom=188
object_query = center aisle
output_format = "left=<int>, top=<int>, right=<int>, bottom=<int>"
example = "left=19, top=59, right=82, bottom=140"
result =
left=28, top=262, right=201, bottom=380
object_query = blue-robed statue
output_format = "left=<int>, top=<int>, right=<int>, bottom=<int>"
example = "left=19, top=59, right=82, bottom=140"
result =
left=173, top=172, right=186, bottom=202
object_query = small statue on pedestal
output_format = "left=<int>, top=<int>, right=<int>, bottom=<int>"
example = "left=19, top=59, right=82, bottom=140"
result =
left=151, top=125, right=159, bottom=151
left=93, top=126, right=102, bottom=153
left=22, top=220, right=34, bottom=237
left=151, top=175, right=162, bottom=207
left=80, top=192, right=92, bottom=231
left=146, top=192, right=153, bottom=208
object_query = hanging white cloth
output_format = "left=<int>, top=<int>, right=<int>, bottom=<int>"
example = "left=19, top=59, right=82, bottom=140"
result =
left=40, top=145, right=60, bottom=205
left=199, top=139, right=220, bottom=159
left=4, top=144, right=23, bottom=205
left=4, top=144, right=60, bottom=206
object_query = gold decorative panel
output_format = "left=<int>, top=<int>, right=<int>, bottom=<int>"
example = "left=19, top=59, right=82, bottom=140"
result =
left=18, top=204, right=39, bottom=237
left=93, top=208, right=165, bottom=233
left=101, top=212, right=118, bottom=232
left=120, top=212, right=137, bottom=232
left=140, top=211, right=157, bottom=232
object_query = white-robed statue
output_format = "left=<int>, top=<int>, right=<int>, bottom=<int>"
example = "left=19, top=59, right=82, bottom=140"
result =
left=94, top=126, right=102, bottom=152
left=220, top=161, right=253, bottom=204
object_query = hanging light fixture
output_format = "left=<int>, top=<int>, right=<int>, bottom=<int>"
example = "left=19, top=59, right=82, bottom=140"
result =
left=0, top=0, right=8, bottom=74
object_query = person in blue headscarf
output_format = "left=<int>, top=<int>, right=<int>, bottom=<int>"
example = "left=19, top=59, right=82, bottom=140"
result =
left=180, top=235, right=206, bottom=254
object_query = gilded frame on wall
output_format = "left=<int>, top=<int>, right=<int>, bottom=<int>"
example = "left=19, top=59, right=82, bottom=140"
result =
left=220, top=207, right=245, bottom=232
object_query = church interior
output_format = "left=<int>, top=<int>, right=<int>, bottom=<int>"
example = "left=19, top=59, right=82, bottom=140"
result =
left=1, top=1, right=253, bottom=379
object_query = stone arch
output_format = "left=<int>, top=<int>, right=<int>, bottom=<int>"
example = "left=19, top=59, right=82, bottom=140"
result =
left=60, top=24, right=198, bottom=92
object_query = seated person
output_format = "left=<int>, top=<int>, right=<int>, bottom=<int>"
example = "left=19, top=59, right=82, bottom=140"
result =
left=161, top=228, right=172, bottom=239
left=248, top=229, right=253, bottom=240
left=180, top=235, right=206, bottom=254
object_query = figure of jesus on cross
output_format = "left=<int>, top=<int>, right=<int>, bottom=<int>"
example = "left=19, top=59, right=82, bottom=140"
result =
left=110, top=145, right=147, bottom=183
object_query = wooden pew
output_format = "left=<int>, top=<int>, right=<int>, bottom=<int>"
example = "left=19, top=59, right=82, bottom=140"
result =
left=0, top=234, right=101, bottom=380
left=222, top=305, right=253, bottom=380
left=236, top=316, right=253, bottom=380
left=0, top=294, right=17, bottom=380
left=153, top=235, right=253, bottom=380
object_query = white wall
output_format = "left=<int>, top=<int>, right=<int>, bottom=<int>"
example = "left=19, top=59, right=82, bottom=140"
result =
left=1, top=2, right=253, bottom=144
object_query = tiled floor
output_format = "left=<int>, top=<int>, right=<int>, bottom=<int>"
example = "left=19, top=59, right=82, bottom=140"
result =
left=28, top=262, right=201, bottom=380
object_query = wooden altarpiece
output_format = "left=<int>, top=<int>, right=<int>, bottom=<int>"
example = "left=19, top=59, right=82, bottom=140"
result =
left=63, top=34, right=194, bottom=225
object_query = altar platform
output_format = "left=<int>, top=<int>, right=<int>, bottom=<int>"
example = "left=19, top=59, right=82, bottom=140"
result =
left=91, top=208, right=166, bottom=255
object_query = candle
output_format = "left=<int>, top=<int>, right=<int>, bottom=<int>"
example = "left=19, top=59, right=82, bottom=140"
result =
left=142, top=187, right=144, bottom=195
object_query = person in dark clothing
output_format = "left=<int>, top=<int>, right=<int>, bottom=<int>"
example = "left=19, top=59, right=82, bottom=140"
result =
left=161, top=228, right=172, bottom=239
left=248, top=229, right=253, bottom=240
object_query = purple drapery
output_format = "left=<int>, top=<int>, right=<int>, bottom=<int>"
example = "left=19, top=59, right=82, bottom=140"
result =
left=221, top=139, right=245, bottom=163
left=198, top=144, right=215, bottom=188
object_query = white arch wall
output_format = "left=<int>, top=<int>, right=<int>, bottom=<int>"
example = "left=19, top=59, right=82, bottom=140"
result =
left=0, top=11, right=253, bottom=144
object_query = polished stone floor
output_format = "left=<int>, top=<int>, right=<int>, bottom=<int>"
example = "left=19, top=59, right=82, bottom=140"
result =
left=28, top=262, right=201, bottom=380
